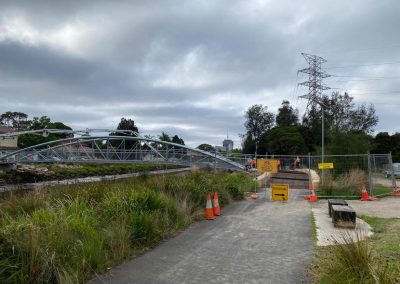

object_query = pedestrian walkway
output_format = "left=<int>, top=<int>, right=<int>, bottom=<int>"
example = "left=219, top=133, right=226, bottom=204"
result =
left=91, top=189, right=313, bottom=284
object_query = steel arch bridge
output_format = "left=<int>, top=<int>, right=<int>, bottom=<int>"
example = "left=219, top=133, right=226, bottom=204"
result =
left=0, top=134, right=245, bottom=171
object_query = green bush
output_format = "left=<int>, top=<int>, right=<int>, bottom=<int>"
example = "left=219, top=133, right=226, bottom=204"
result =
left=315, top=233, right=400, bottom=283
left=0, top=170, right=253, bottom=283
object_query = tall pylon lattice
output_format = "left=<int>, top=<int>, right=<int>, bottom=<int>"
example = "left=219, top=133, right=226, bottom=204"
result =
left=297, top=53, right=331, bottom=111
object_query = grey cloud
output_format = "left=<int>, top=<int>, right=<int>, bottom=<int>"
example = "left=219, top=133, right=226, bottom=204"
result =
left=1, top=0, right=400, bottom=148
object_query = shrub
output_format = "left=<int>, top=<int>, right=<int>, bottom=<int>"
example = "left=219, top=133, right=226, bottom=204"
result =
left=0, top=170, right=253, bottom=283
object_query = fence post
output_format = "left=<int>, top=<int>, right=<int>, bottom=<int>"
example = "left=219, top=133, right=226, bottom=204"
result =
left=367, top=151, right=373, bottom=196
left=308, top=152, right=311, bottom=190
left=389, top=152, right=397, bottom=191
left=214, top=151, right=216, bottom=172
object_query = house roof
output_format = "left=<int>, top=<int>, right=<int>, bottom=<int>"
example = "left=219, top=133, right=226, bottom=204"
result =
left=0, top=126, right=13, bottom=134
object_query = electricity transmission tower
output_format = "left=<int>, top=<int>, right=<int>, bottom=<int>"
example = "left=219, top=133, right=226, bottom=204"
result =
left=297, top=53, right=330, bottom=184
left=298, top=53, right=330, bottom=107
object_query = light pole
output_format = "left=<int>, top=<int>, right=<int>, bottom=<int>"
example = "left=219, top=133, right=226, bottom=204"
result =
left=299, top=95, right=327, bottom=184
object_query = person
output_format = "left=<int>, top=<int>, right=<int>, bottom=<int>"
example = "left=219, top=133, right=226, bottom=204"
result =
left=294, top=156, right=300, bottom=169
left=251, top=158, right=256, bottom=169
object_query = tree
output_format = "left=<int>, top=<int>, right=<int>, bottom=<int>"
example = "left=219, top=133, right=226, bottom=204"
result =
left=18, top=116, right=72, bottom=148
left=241, top=135, right=256, bottom=155
left=115, top=118, right=138, bottom=136
left=326, top=130, right=372, bottom=155
left=0, top=111, right=30, bottom=130
left=159, top=132, right=171, bottom=142
left=372, top=132, right=392, bottom=154
left=391, top=133, right=400, bottom=162
left=260, top=127, right=308, bottom=155
left=197, top=144, right=214, bottom=152
left=243, top=104, right=274, bottom=154
left=303, top=92, right=378, bottom=147
left=111, top=118, right=139, bottom=149
left=304, top=92, right=378, bottom=134
left=276, top=101, right=298, bottom=127
left=372, top=132, right=400, bottom=162
left=30, top=116, right=52, bottom=130
left=349, top=103, right=378, bottom=134
left=171, top=135, right=185, bottom=145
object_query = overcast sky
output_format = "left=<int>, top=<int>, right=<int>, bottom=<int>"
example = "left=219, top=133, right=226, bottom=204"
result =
left=1, top=0, right=399, bottom=148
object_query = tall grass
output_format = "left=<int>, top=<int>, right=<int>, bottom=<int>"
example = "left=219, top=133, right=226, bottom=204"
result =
left=0, top=170, right=253, bottom=283
left=315, top=232, right=400, bottom=283
left=319, top=169, right=367, bottom=196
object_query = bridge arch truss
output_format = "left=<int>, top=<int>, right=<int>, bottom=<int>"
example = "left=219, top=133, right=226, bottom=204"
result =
left=0, top=136, right=244, bottom=171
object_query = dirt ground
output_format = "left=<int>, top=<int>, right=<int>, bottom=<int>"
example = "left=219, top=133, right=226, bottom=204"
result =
left=311, top=197, right=400, bottom=246
left=313, top=197, right=400, bottom=219
left=347, top=197, right=400, bottom=218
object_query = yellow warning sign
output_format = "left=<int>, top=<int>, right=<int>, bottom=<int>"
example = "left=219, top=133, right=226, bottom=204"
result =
left=257, top=159, right=279, bottom=173
left=318, top=162, right=334, bottom=169
left=271, top=184, right=289, bottom=201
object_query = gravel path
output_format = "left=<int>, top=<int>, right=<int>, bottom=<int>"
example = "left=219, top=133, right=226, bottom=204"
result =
left=347, top=197, right=400, bottom=218
left=90, top=190, right=313, bottom=284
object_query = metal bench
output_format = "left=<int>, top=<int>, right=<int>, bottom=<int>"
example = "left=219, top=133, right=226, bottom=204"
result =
left=331, top=204, right=356, bottom=229
left=328, top=199, right=348, bottom=217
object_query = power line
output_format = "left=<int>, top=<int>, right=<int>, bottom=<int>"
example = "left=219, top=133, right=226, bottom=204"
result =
left=329, top=78, right=400, bottom=82
left=331, top=88, right=400, bottom=94
left=347, top=91, right=400, bottom=95
left=315, top=42, right=400, bottom=56
left=331, top=75, right=400, bottom=79
left=326, top=60, right=400, bottom=69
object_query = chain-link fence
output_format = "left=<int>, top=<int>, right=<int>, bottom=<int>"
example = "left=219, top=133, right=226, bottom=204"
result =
left=221, top=152, right=397, bottom=197
left=271, top=153, right=396, bottom=197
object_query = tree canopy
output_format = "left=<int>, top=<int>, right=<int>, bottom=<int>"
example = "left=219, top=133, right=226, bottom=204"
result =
left=244, top=104, right=274, bottom=144
left=197, top=144, right=215, bottom=152
left=260, top=126, right=308, bottom=155
left=241, top=93, right=381, bottom=155
left=276, top=101, right=298, bottom=127
left=115, top=118, right=138, bottom=136
left=0, top=111, right=30, bottom=130
left=17, top=116, right=72, bottom=148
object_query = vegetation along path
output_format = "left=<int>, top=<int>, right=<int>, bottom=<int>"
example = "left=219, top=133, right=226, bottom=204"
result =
left=91, top=190, right=313, bottom=284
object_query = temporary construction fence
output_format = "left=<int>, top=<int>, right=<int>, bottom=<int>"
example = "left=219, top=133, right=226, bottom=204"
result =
left=222, top=152, right=397, bottom=197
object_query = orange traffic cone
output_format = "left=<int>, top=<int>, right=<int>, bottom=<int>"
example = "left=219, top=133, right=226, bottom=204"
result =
left=204, top=194, right=215, bottom=220
left=250, top=193, right=258, bottom=199
left=305, top=184, right=317, bottom=201
left=360, top=184, right=379, bottom=201
left=390, top=187, right=400, bottom=197
left=309, top=189, right=318, bottom=202
left=361, top=186, right=369, bottom=201
left=213, top=192, right=221, bottom=216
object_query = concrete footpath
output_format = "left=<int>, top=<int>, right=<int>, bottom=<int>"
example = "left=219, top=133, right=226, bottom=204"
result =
left=91, top=190, right=313, bottom=284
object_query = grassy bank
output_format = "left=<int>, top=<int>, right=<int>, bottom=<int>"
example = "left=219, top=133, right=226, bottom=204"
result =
left=0, top=163, right=180, bottom=184
left=311, top=216, right=400, bottom=283
left=0, top=170, right=254, bottom=283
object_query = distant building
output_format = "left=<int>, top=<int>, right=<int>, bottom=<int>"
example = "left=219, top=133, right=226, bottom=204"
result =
left=214, top=145, right=226, bottom=153
left=0, top=126, right=18, bottom=154
left=223, top=139, right=234, bottom=151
